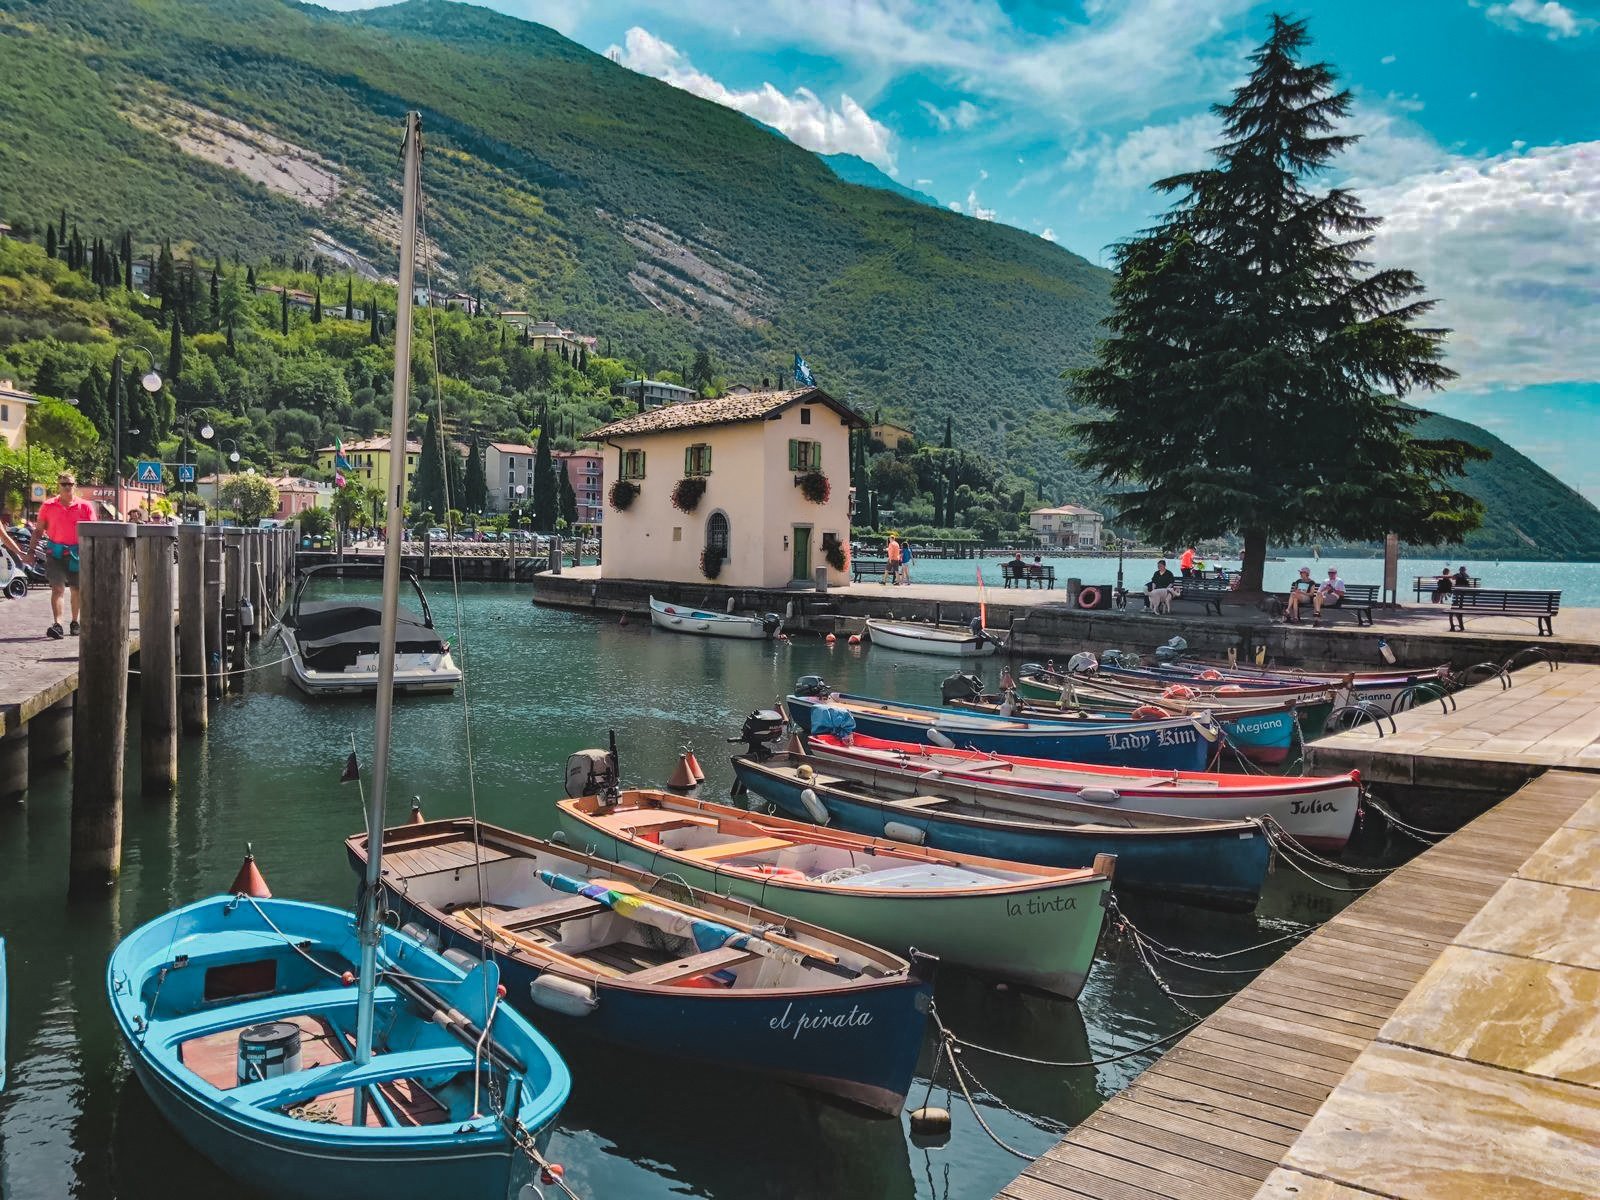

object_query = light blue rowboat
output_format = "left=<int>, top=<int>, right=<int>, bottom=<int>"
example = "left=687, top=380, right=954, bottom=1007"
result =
left=786, top=691, right=1220, bottom=772
left=107, top=895, right=570, bottom=1199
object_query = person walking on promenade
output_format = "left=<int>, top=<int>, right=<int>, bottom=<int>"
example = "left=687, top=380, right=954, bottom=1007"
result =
left=883, top=534, right=902, bottom=586
left=898, top=539, right=914, bottom=585
left=30, top=472, right=96, bottom=639
left=1179, top=545, right=1197, bottom=579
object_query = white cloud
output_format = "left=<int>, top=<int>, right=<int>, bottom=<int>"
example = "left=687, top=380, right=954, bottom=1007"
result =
left=1041, top=227, right=1058, bottom=242
left=1068, top=112, right=1221, bottom=206
left=915, top=177, right=934, bottom=186
left=964, top=187, right=997, bottom=221
left=947, top=201, right=962, bottom=212
left=919, top=99, right=982, bottom=132
left=1381, top=53, right=1398, bottom=64
left=1479, top=0, right=1596, bottom=38
left=607, top=26, right=896, bottom=171
left=1360, top=141, right=1600, bottom=391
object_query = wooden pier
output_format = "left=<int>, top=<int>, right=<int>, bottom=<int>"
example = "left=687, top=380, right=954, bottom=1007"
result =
left=995, top=766, right=1600, bottom=1200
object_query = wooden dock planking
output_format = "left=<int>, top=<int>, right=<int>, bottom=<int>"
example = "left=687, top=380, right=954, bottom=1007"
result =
left=994, top=767, right=1598, bottom=1200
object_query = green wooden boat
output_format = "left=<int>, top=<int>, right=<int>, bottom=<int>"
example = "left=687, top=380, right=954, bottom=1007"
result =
left=556, top=789, right=1114, bottom=1000
left=1014, top=672, right=1333, bottom=741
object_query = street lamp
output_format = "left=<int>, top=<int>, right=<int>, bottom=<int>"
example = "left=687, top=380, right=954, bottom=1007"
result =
left=218, top=437, right=242, bottom=464
left=115, top=347, right=162, bottom=503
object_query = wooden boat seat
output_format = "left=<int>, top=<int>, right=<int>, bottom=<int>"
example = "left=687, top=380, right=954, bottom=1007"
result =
left=490, top=896, right=606, bottom=931
left=627, top=946, right=760, bottom=985
left=593, top=808, right=717, bottom=833
left=681, top=836, right=792, bottom=861
left=571, top=941, right=675, bottom=978
left=889, top=795, right=952, bottom=810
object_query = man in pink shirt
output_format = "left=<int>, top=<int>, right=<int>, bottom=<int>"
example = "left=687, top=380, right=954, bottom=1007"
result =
left=31, top=472, right=97, bottom=639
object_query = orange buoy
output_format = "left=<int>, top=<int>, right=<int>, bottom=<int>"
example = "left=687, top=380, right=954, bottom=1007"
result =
left=409, top=798, right=426, bottom=824
left=229, top=844, right=272, bottom=898
left=685, top=750, right=706, bottom=782
left=825, top=633, right=837, bottom=644
left=847, top=633, right=862, bottom=646
left=540, top=1163, right=566, bottom=1186
left=667, top=753, right=700, bottom=788
left=618, top=614, right=629, bottom=627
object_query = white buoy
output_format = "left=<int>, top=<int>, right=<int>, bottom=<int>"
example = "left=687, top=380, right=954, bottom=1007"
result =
left=799, top=787, right=831, bottom=826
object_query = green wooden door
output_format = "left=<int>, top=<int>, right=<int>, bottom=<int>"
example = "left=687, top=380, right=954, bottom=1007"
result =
left=792, top=526, right=811, bottom=582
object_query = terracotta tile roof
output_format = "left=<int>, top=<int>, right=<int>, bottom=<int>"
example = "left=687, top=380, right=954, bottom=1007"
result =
left=316, top=437, right=422, bottom=453
left=585, top=387, right=864, bottom=440
left=488, top=442, right=535, bottom=454
left=1032, top=505, right=1101, bottom=517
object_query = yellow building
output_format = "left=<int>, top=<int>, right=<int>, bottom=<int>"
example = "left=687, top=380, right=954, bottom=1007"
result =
left=315, top=436, right=421, bottom=498
left=868, top=420, right=914, bottom=450
left=588, top=388, right=864, bottom=588
left=1, top=378, right=36, bottom=450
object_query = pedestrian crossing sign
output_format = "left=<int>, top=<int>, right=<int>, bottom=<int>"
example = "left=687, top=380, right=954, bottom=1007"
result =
left=177, top=464, right=196, bottom=484
left=136, top=460, right=162, bottom=483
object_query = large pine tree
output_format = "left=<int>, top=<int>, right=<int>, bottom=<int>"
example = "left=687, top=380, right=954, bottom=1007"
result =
left=1072, top=15, right=1485, bottom=591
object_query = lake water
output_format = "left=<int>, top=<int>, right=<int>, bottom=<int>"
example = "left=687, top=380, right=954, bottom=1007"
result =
left=0, top=585, right=1416, bottom=1200
left=901, top=553, right=1600, bottom=607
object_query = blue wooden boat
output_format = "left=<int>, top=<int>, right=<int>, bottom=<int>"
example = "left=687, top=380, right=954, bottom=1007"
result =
left=733, top=752, right=1270, bottom=911
left=785, top=690, right=1220, bottom=771
left=107, top=895, right=570, bottom=1199
left=349, top=818, right=934, bottom=1115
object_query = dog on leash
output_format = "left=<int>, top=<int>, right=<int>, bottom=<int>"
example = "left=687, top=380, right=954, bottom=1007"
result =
left=1147, top=586, right=1174, bottom=614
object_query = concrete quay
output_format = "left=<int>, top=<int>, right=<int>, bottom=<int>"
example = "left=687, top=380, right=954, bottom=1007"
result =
left=995, top=765, right=1600, bottom=1200
left=527, top=568, right=1600, bottom=672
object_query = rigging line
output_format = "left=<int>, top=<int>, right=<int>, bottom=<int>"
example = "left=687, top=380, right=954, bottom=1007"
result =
left=415, top=182, right=492, bottom=1026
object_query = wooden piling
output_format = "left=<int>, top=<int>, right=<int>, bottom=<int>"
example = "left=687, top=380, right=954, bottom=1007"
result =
left=70, top=521, right=135, bottom=892
left=136, top=524, right=179, bottom=793
left=0, top=724, right=27, bottom=800
left=548, top=535, right=562, bottom=576
left=224, top=528, right=244, bottom=679
left=178, top=525, right=207, bottom=734
left=204, top=528, right=225, bottom=700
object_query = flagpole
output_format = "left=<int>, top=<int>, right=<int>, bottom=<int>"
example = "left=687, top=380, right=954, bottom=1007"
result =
left=353, top=110, right=421, bottom=1124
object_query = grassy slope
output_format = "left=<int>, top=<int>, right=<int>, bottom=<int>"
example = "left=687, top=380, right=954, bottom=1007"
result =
left=0, top=0, right=1594, bottom=557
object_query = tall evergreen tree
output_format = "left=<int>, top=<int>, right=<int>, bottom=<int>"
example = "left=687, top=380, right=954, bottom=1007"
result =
left=368, top=297, right=380, bottom=344
left=107, top=353, right=125, bottom=476
left=167, top=312, right=184, bottom=383
left=1072, top=15, right=1484, bottom=591
left=408, top=412, right=463, bottom=517
left=122, top=232, right=134, bottom=289
left=344, top=278, right=354, bottom=320
left=45, top=224, right=57, bottom=258
left=532, top=412, right=559, bottom=531
left=578, top=346, right=588, bottom=372
left=75, top=366, right=111, bottom=447
left=246, top=264, right=256, bottom=290
left=156, top=240, right=175, bottom=313
left=280, top=289, right=289, bottom=336
left=57, top=209, right=67, bottom=245
left=312, top=291, right=323, bottom=323
left=209, top=262, right=221, bottom=328
left=690, top=346, right=714, bottom=393
left=463, top=439, right=488, bottom=513
left=559, top=463, right=578, bottom=526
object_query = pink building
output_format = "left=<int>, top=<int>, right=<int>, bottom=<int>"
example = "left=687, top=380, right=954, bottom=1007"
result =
left=554, top=449, right=604, bottom=525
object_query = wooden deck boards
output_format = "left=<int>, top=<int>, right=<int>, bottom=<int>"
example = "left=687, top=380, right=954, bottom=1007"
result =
left=994, top=766, right=1598, bottom=1200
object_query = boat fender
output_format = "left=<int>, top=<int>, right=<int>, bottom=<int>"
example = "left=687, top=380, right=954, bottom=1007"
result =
left=441, top=947, right=478, bottom=972
left=239, top=596, right=255, bottom=629
left=883, top=821, right=926, bottom=846
left=926, top=727, right=956, bottom=749
left=1130, top=704, right=1171, bottom=720
left=531, top=973, right=598, bottom=1018
left=910, top=1106, right=952, bottom=1143
left=1077, top=787, right=1121, bottom=805
left=399, top=921, right=439, bottom=950
left=796, top=764, right=815, bottom=782
left=799, top=787, right=831, bottom=826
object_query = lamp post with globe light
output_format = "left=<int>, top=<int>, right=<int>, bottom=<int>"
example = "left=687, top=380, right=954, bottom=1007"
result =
left=116, top=347, right=162, bottom=510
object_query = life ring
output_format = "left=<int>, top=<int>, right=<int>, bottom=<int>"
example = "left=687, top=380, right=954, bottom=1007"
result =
left=1076, top=586, right=1101, bottom=609
left=1161, top=684, right=1196, bottom=700
left=1131, top=704, right=1172, bottom=719
left=1218, top=684, right=1244, bottom=694
left=1199, top=669, right=1223, bottom=681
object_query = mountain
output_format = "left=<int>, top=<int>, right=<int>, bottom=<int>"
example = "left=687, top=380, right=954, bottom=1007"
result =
left=0, top=0, right=1595, bottom=558
left=819, top=154, right=941, bottom=208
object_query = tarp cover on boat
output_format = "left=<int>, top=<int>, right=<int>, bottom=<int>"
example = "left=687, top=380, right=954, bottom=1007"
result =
left=291, top=602, right=446, bottom=668
left=809, top=704, right=857, bottom=739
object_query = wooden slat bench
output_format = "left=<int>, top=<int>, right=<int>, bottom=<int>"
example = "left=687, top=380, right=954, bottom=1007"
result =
left=1413, top=573, right=1478, bottom=601
left=888, top=794, right=952, bottom=809
left=681, top=836, right=793, bottom=861
left=1170, top=580, right=1231, bottom=616
left=628, top=946, right=759, bottom=986
left=851, top=558, right=891, bottom=582
left=489, top=896, right=607, bottom=932
left=1316, top=582, right=1379, bottom=626
left=1448, top=587, right=1561, bottom=636
left=1001, top=561, right=1057, bottom=588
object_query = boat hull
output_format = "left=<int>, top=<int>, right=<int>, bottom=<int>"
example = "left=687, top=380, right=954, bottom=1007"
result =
left=787, top=693, right=1214, bottom=772
left=281, top=632, right=461, bottom=695
left=1015, top=676, right=1332, bottom=744
left=734, top=759, right=1269, bottom=911
left=807, top=735, right=1359, bottom=851
left=650, top=598, right=775, bottom=639
left=553, top=812, right=1108, bottom=999
left=385, top=888, right=929, bottom=1114
left=865, top=620, right=996, bottom=657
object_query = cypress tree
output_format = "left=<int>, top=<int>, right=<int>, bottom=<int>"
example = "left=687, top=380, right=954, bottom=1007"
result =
left=167, top=312, right=184, bottom=383
left=532, top=416, right=559, bottom=532
left=246, top=264, right=256, bottom=290
left=46, top=224, right=57, bottom=258
left=226, top=322, right=236, bottom=356
left=312, top=291, right=323, bottom=323
left=122, top=232, right=134, bottom=289
left=559, top=465, right=577, bottom=526
left=76, top=366, right=111, bottom=445
left=58, top=209, right=67, bottom=245
left=368, top=297, right=380, bottom=344
left=209, top=262, right=220, bottom=328
left=578, top=346, right=588, bottom=372
left=1072, top=15, right=1484, bottom=590
left=156, top=240, right=175, bottom=310
left=463, top=439, right=488, bottom=512
left=345, top=278, right=354, bottom=320
left=107, top=352, right=125, bottom=476
left=280, top=289, right=289, bottom=336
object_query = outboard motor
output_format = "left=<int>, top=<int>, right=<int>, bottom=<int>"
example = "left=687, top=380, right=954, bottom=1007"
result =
left=794, top=674, right=832, bottom=698
left=940, top=671, right=986, bottom=705
left=733, top=709, right=788, bottom=761
left=761, top=612, right=782, bottom=636
left=1067, top=651, right=1099, bottom=676
left=1153, top=645, right=1181, bottom=663
left=565, top=748, right=619, bottom=799
left=968, top=616, right=985, bottom=640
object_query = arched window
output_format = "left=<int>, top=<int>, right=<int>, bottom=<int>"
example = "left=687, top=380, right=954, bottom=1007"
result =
left=706, top=511, right=730, bottom=557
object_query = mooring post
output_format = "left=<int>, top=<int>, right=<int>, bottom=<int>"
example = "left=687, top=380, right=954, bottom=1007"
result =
left=204, top=528, right=225, bottom=699
left=0, top=724, right=27, bottom=801
left=223, top=528, right=244, bottom=679
left=548, top=535, right=562, bottom=576
left=245, top=530, right=262, bottom=640
left=178, top=525, right=207, bottom=734
left=136, top=524, right=179, bottom=794
left=69, top=521, right=135, bottom=892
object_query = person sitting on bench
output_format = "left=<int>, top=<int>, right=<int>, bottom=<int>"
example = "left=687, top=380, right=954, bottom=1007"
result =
left=1314, top=568, right=1345, bottom=624
left=1432, top=566, right=1454, bottom=604
left=1147, top=560, right=1176, bottom=613
left=1283, top=567, right=1318, bottom=622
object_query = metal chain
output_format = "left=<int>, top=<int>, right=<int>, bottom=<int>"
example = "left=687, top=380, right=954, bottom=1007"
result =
left=936, top=1036, right=1037, bottom=1161
left=1104, top=893, right=1312, bottom=960
left=1363, top=794, right=1451, bottom=841
left=932, top=1000, right=1202, bottom=1068
left=1260, top=816, right=1397, bottom=875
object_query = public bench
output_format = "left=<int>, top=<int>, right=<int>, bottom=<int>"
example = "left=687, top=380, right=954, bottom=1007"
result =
left=1001, top=561, right=1057, bottom=589
left=1168, top=579, right=1231, bottom=616
left=1448, top=588, right=1561, bottom=636
left=1413, top=573, right=1479, bottom=601
left=1281, top=582, right=1379, bottom=625
left=851, top=557, right=891, bottom=582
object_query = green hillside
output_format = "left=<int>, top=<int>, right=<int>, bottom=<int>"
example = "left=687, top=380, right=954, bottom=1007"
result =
left=0, top=0, right=1595, bottom=558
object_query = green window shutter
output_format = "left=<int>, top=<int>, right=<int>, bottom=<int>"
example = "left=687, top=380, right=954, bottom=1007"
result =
left=812, top=442, right=822, bottom=469
left=639, top=450, right=646, bottom=478
left=685, top=446, right=692, bottom=476
left=704, top=444, right=712, bottom=473
left=788, top=439, right=799, bottom=470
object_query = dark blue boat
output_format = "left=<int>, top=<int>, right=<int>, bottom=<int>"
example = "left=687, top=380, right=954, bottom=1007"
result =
left=786, top=691, right=1219, bottom=771
left=350, top=819, right=934, bottom=1115
left=733, top=753, right=1270, bottom=912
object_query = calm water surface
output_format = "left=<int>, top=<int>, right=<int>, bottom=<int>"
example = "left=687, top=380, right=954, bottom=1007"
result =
left=0, top=585, right=1409, bottom=1199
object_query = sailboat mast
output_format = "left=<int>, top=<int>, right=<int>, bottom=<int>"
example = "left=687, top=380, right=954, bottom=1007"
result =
left=355, top=110, right=423, bottom=1081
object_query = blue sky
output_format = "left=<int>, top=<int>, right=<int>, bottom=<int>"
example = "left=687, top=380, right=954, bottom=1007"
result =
left=319, top=0, right=1600, bottom=503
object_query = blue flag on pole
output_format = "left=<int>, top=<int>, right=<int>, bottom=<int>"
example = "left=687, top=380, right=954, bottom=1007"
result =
left=793, top=352, right=816, bottom=388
